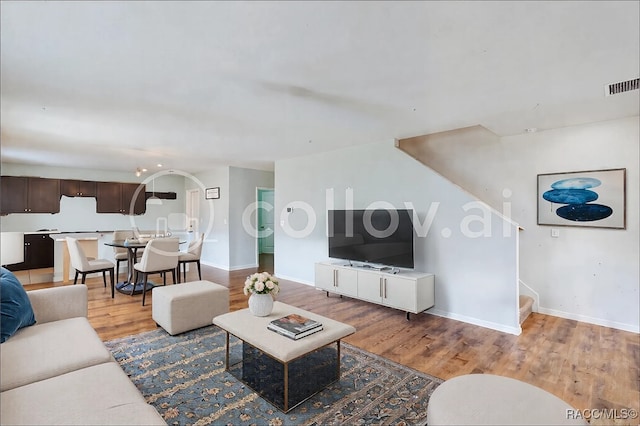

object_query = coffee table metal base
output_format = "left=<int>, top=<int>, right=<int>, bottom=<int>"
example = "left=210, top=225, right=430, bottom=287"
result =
left=224, top=332, right=341, bottom=413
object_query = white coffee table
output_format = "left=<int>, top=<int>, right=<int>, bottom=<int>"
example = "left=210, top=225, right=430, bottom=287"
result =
left=213, top=301, right=356, bottom=412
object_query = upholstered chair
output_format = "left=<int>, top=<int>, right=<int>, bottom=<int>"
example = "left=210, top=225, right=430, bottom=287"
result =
left=112, top=230, right=143, bottom=279
left=177, top=233, right=204, bottom=283
left=133, top=238, right=180, bottom=306
left=66, top=237, right=116, bottom=298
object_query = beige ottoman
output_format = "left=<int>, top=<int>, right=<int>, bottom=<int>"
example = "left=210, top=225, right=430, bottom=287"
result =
left=427, top=374, right=588, bottom=425
left=152, top=280, right=229, bottom=335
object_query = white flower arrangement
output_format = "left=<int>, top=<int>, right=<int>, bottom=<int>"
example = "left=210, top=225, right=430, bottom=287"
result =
left=243, top=272, right=279, bottom=296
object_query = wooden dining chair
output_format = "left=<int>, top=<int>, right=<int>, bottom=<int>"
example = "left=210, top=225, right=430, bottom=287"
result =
left=133, top=238, right=180, bottom=306
left=66, top=237, right=116, bottom=298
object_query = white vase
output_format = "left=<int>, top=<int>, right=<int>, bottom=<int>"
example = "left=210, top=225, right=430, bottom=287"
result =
left=248, top=293, right=273, bottom=317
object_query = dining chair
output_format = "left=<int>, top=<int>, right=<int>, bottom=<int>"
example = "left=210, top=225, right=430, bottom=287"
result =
left=177, top=233, right=204, bottom=283
left=66, top=237, right=116, bottom=298
left=133, top=238, right=180, bottom=306
left=112, top=230, right=143, bottom=279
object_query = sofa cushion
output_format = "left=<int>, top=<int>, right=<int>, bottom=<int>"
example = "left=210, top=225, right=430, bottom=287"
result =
left=0, top=317, right=113, bottom=391
left=0, top=362, right=166, bottom=425
left=0, top=267, right=36, bottom=343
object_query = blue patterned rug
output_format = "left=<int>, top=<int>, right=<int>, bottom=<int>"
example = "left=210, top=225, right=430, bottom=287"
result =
left=105, top=325, right=442, bottom=425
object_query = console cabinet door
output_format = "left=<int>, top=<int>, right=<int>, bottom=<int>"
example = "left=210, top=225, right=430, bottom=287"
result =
left=315, top=263, right=335, bottom=292
left=314, top=263, right=358, bottom=297
left=334, top=267, right=357, bottom=297
left=357, top=270, right=384, bottom=304
left=382, top=275, right=417, bottom=312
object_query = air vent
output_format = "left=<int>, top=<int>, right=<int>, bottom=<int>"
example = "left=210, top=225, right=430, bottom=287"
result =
left=605, top=78, right=639, bottom=96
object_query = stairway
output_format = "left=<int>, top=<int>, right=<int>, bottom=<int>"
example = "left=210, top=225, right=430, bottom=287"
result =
left=519, top=295, right=534, bottom=325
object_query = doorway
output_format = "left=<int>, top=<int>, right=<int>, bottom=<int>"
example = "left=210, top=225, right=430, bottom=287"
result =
left=257, top=188, right=275, bottom=265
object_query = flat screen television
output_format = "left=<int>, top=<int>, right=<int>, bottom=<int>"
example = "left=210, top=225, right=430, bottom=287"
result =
left=328, top=209, right=414, bottom=268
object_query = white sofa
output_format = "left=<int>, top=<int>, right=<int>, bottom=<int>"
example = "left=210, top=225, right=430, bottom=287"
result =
left=0, top=285, right=166, bottom=425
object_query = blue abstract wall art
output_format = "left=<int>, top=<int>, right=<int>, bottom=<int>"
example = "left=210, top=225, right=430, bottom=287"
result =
left=537, top=169, right=626, bottom=229
left=542, top=177, right=612, bottom=221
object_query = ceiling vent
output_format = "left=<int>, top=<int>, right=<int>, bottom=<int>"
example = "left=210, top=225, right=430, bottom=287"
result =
left=605, top=78, right=639, bottom=96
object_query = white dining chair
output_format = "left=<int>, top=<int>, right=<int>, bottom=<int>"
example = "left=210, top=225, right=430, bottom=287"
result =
left=133, top=238, right=180, bottom=306
left=112, top=230, right=143, bottom=280
left=66, top=237, right=116, bottom=298
left=177, top=233, right=204, bottom=283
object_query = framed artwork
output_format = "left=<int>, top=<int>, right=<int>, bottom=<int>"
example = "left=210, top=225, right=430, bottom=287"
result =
left=537, top=168, right=626, bottom=229
left=205, top=187, right=220, bottom=200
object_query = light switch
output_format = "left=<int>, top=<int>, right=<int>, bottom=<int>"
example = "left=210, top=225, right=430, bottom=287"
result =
left=551, top=228, right=560, bottom=238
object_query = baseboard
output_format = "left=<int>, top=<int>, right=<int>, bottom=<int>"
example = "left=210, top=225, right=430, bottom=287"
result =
left=199, top=261, right=259, bottom=272
left=426, top=308, right=522, bottom=336
left=230, top=263, right=259, bottom=271
left=200, top=260, right=231, bottom=271
left=273, top=273, right=314, bottom=287
left=538, top=307, right=640, bottom=334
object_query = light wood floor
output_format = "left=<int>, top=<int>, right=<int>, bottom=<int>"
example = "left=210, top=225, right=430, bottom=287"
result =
left=24, top=256, right=639, bottom=418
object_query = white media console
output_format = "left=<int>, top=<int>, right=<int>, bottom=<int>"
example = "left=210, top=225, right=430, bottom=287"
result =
left=314, top=261, right=435, bottom=319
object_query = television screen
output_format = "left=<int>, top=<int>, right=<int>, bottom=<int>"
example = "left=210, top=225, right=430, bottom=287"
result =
left=328, top=209, right=414, bottom=268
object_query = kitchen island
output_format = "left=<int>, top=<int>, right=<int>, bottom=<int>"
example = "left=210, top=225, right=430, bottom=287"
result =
left=52, top=232, right=114, bottom=283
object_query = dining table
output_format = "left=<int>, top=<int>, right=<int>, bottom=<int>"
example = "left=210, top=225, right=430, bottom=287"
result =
left=104, top=238, right=185, bottom=295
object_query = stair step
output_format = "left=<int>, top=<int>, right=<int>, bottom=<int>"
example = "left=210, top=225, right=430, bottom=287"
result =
left=519, top=295, right=534, bottom=325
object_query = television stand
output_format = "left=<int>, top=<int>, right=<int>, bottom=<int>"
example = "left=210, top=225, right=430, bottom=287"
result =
left=315, top=262, right=435, bottom=319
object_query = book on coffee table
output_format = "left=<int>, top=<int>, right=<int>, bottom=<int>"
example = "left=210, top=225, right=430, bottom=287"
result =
left=268, top=323, right=324, bottom=340
left=267, top=313, right=323, bottom=340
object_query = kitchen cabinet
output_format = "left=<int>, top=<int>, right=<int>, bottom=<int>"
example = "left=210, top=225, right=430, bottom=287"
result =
left=96, top=182, right=146, bottom=215
left=60, top=179, right=96, bottom=197
left=315, top=262, right=435, bottom=318
left=6, top=233, right=55, bottom=271
left=0, top=176, right=60, bottom=214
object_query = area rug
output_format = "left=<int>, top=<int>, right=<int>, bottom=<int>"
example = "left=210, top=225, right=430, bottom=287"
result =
left=105, top=325, right=442, bottom=426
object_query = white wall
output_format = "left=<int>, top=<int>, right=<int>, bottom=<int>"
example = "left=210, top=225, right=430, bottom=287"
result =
left=503, top=118, right=639, bottom=333
left=275, top=141, right=521, bottom=334
left=400, top=116, right=639, bottom=333
left=190, top=167, right=230, bottom=270
left=229, top=167, right=275, bottom=270
left=189, top=166, right=275, bottom=270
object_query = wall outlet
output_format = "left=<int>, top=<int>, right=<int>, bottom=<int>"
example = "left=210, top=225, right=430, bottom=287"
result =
left=551, top=228, right=560, bottom=238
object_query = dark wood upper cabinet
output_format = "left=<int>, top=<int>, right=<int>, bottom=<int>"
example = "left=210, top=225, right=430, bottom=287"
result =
left=60, top=179, right=96, bottom=197
left=28, top=178, right=61, bottom=213
left=122, top=182, right=147, bottom=215
left=96, top=181, right=146, bottom=215
left=2, top=176, right=144, bottom=215
left=1, top=176, right=28, bottom=214
left=0, top=176, right=60, bottom=214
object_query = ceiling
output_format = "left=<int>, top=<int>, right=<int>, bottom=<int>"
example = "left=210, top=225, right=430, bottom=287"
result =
left=1, top=1, right=638, bottom=175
